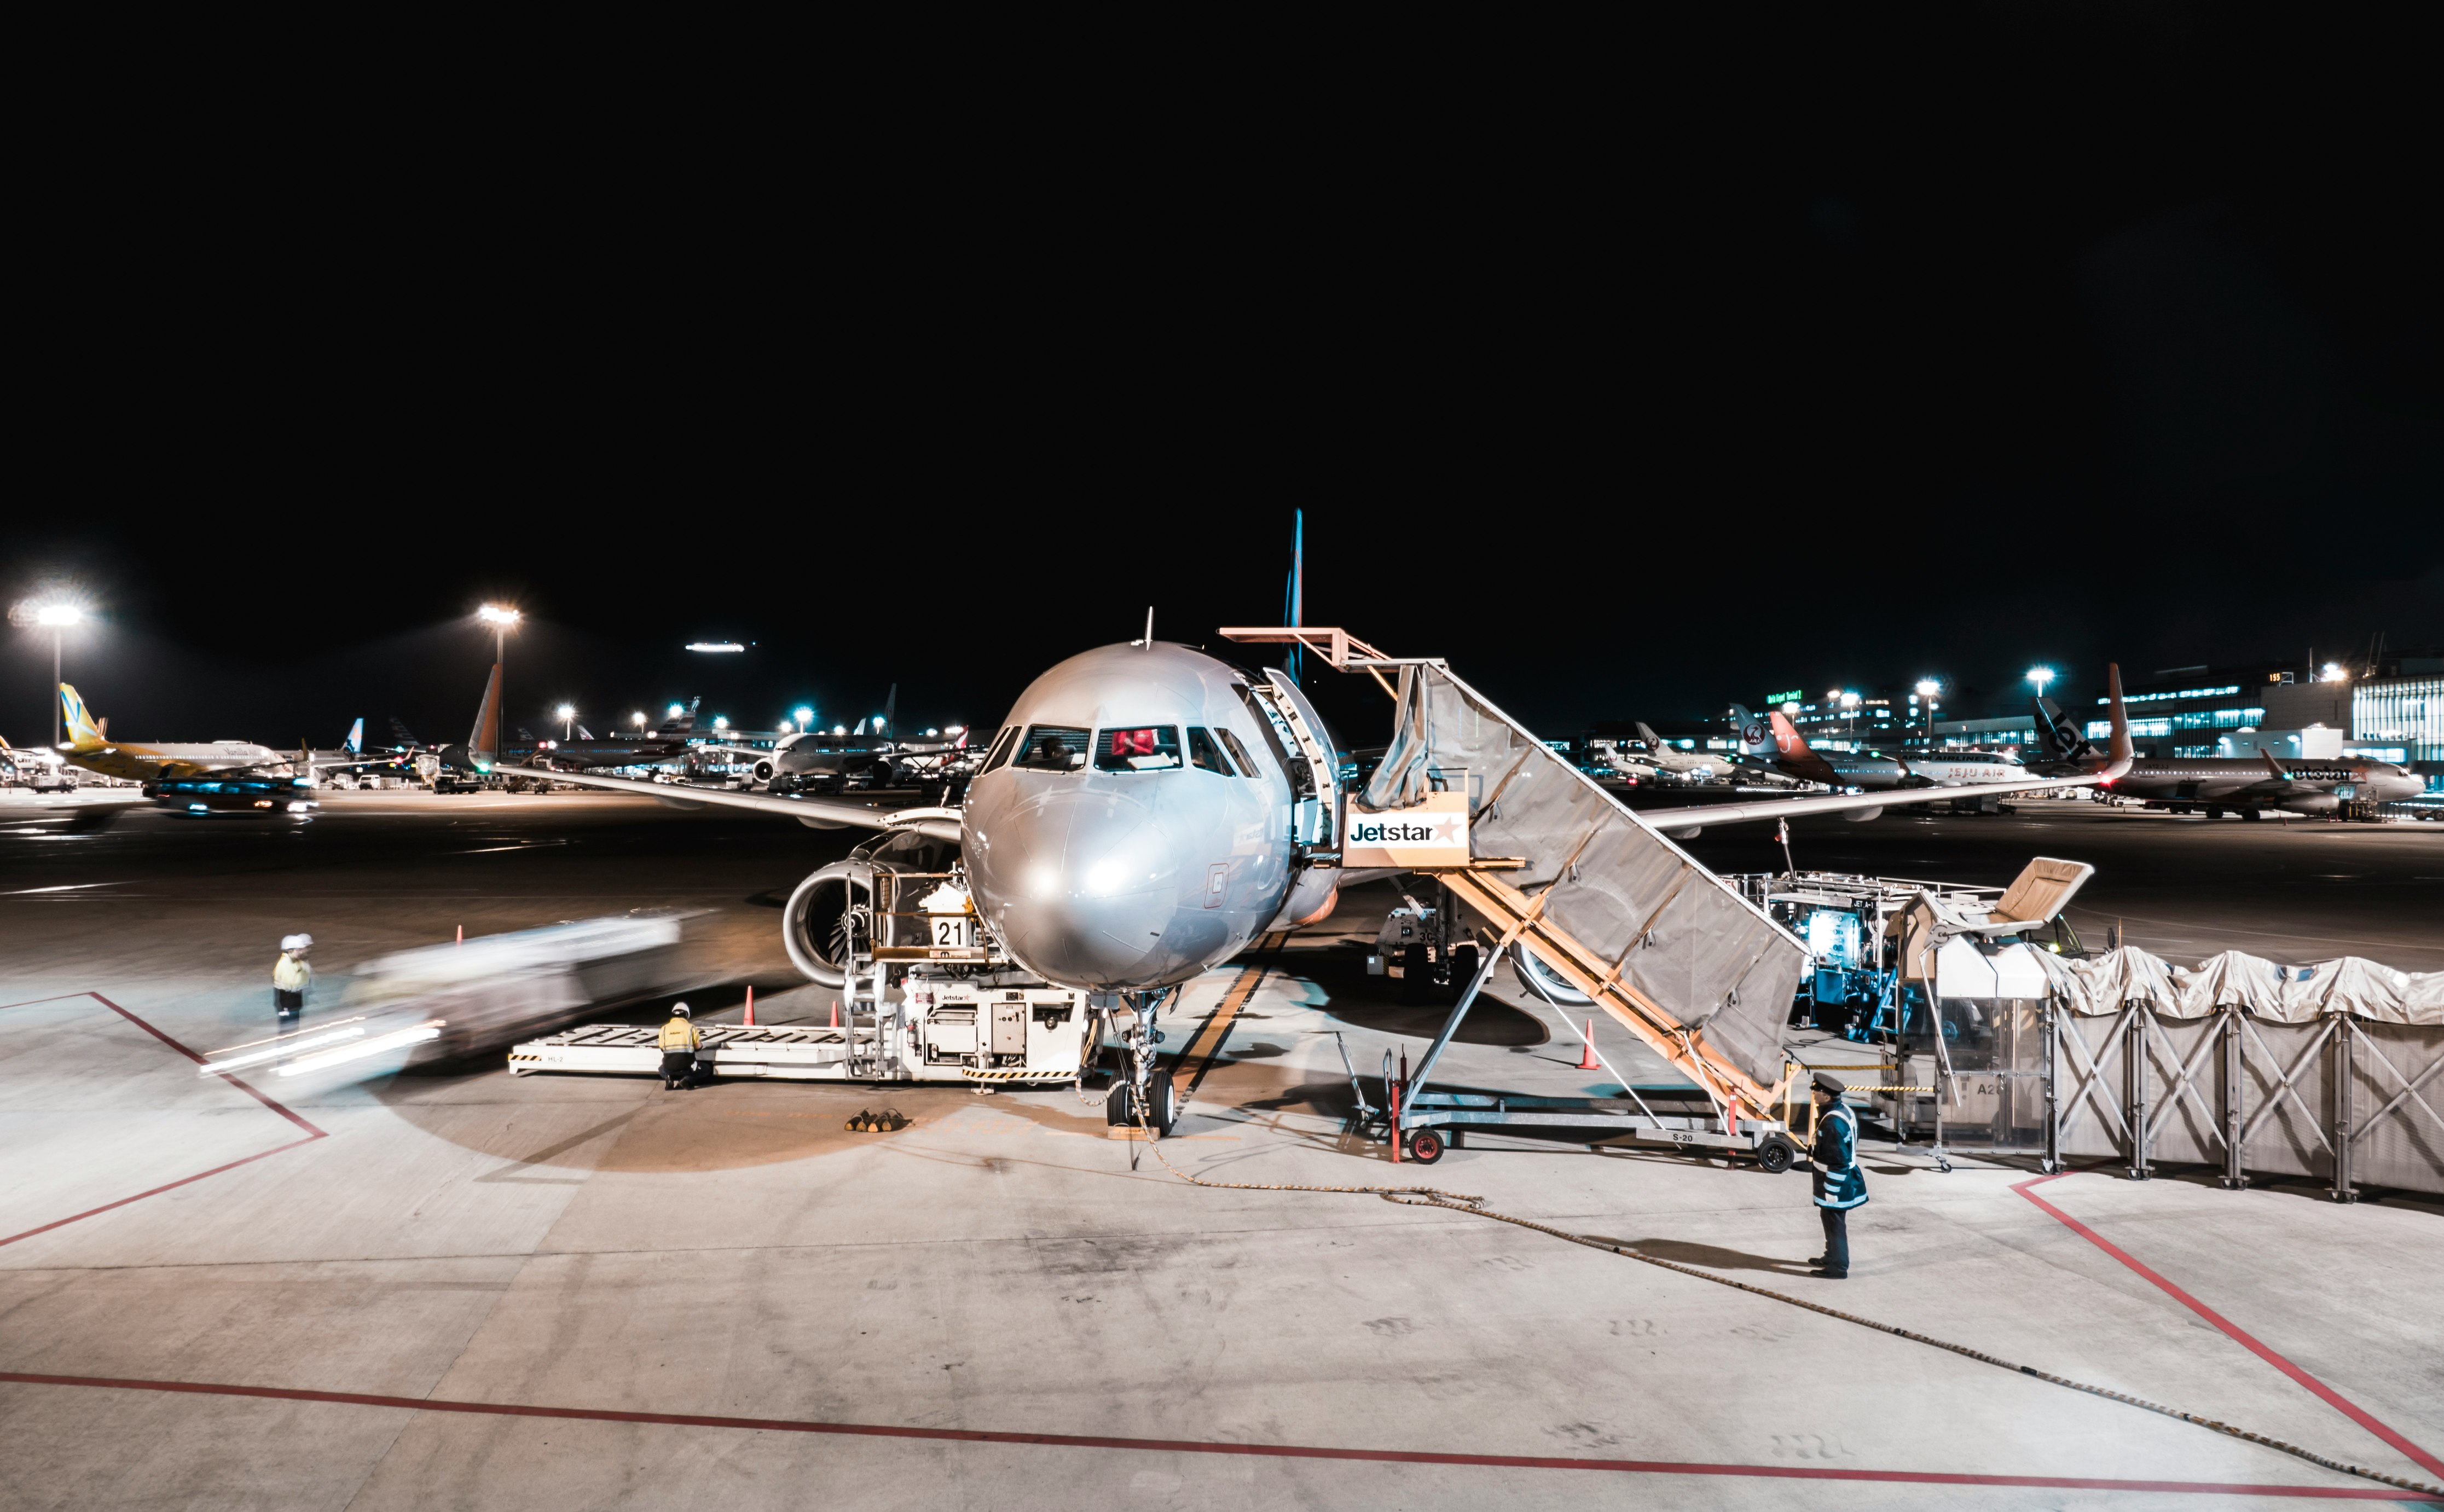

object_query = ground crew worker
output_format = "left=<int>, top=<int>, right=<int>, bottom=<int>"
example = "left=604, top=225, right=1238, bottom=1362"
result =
left=1809, top=1071, right=1867, bottom=1279
left=272, top=935, right=312, bottom=1033
left=657, top=1002, right=703, bottom=1090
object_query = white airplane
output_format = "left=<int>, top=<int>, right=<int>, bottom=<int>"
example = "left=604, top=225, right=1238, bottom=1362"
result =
left=505, top=628, right=2130, bottom=1131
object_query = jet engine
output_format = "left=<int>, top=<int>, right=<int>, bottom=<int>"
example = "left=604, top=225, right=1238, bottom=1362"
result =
left=780, top=859, right=875, bottom=987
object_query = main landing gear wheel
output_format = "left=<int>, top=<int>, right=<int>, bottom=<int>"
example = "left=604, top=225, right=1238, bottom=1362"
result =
left=1405, top=1127, right=1445, bottom=1164
left=1756, top=1135, right=1797, bottom=1175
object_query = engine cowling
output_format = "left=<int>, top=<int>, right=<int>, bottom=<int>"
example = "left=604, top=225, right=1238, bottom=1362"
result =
left=780, top=860, right=876, bottom=987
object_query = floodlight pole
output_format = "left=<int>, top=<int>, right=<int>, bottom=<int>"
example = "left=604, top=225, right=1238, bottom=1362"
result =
left=50, top=627, right=62, bottom=749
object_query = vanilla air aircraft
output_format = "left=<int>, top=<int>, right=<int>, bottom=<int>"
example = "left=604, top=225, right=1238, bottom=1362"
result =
left=506, top=629, right=2131, bottom=1131
left=53, top=683, right=292, bottom=784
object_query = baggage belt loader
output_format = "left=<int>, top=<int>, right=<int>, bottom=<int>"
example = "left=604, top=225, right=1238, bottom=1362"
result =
left=512, top=870, right=1095, bottom=1085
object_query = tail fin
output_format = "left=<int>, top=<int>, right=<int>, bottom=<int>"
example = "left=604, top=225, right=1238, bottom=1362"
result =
left=390, top=716, right=420, bottom=749
left=2104, top=662, right=2132, bottom=766
left=466, top=664, right=502, bottom=766
left=1634, top=721, right=1664, bottom=751
left=58, top=684, right=105, bottom=748
left=345, top=718, right=363, bottom=755
left=882, top=683, right=897, bottom=737
left=1726, top=704, right=1774, bottom=760
left=1766, top=710, right=1843, bottom=784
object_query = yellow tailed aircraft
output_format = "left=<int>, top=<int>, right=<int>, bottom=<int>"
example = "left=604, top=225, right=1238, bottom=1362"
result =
left=54, top=683, right=292, bottom=785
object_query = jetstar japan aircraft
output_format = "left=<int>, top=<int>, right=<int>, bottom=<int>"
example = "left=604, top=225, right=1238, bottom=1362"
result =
left=505, top=633, right=2131, bottom=1131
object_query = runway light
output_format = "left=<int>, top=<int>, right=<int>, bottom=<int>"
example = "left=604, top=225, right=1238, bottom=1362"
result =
left=276, top=1020, right=446, bottom=1076
left=477, top=605, right=520, bottom=625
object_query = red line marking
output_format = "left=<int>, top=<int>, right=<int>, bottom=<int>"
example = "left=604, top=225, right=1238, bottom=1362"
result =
left=0, top=993, right=327, bottom=1247
left=0, top=1372, right=2427, bottom=1499
left=2014, top=1172, right=2443, bottom=1481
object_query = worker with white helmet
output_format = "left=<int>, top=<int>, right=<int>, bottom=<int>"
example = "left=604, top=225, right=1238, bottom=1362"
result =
left=657, top=1001, right=704, bottom=1090
left=272, top=934, right=313, bottom=1033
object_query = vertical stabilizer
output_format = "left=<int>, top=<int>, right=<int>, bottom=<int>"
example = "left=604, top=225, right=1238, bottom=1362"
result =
left=346, top=718, right=363, bottom=755
left=1765, top=711, right=1843, bottom=784
left=882, top=683, right=897, bottom=737
left=1634, top=721, right=1666, bottom=751
left=467, top=664, right=502, bottom=765
left=1726, top=704, right=1774, bottom=761
left=2104, top=663, right=2132, bottom=765
left=58, top=685, right=105, bottom=749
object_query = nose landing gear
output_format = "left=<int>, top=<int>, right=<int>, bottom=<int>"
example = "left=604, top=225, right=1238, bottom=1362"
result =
left=1102, top=988, right=1180, bottom=1136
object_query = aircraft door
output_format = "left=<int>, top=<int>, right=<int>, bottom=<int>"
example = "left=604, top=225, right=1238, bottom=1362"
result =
left=1256, top=670, right=1342, bottom=849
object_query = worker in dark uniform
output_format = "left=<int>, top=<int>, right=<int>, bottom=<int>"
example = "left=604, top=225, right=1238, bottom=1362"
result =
left=657, top=1002, right=703, bottom=1090
left=272, top=934, right=312, bottom=1033
left=1809, top=1071, right=1867, bottom=1278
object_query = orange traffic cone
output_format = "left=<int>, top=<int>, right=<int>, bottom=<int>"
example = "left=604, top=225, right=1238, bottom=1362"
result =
left=743, top=985, right=755, bottom=1027
left=830, top=1002, right=839, bottom=1028
left=1578, top=1021, right=1600, bottom=1071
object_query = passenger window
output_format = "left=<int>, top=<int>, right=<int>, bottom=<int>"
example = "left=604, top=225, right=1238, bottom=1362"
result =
left=981, top=725, right=1020, bottom=773
left=1217, top=729, right=1263, bottom=779
left=1186, top=727, right=1233, bottom=775
left=1096, top=726, right=1182, bottom=772
left=1013, top=725, right=1091, bottom=771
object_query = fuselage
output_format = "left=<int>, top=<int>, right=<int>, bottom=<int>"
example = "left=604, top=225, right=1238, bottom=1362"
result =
left=1907, top=751, right=2032, bottom=786
left=960, top=642, right=1306, bottom=991
left=2104, top=757, right=2422, bottom=811
left=63, top=739, right=287, bottom=783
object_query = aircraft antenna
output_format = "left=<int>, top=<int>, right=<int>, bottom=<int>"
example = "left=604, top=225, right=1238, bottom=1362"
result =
left=1138, top=606, right=1154, bottom=648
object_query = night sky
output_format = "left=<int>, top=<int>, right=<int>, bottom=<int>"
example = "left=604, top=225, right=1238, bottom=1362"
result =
left=10, top=11, right=2435, bottom=755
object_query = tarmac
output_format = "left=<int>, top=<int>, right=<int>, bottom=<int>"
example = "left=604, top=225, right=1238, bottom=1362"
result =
left=2, top=791, right=2439, bottom=1509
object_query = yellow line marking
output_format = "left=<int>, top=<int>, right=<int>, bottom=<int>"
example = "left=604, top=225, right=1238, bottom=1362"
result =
left=1170, top=962, right=1267, bottom=1102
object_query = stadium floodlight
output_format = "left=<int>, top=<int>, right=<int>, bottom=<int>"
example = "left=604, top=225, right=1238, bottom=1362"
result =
left=794, top=706, right=815, bottom=727
left=924, top=728, right=939, bottom=738
left=34, top=604, right=80, bottom=627
left=632, top=712, right=647, bottom=729
left=686, top=642, right=746, bottom=653
left=713, top=716, right=728, bottom=731
left=555, top=703, right=576, bottom=740
left=2026, top=667, right=2055, bottom=698
left=476, top=605, right=520, bottom=625
left=833, top=725, right=847, bottom=735
left=946, top=725, right=964, bottom=736
left=667, top=703, right=685, bottom=719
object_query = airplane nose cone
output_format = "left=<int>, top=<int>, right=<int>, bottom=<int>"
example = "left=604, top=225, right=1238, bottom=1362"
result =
left=968, top=786, right=1183, bottom=988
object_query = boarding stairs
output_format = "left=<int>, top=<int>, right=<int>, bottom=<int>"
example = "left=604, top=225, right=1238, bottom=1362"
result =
left=1224, top=628, right=1812, bottom=1129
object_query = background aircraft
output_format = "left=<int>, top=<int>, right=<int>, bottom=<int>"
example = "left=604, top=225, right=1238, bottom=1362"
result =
left=1729, top=703, right=1912, bottom=789
left=2030, top=693, right=2418, bottom=815
left=53, top=684, right=290, bottom=785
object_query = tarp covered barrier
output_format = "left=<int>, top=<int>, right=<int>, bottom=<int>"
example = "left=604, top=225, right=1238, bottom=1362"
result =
left=1363, top=663, right=1808, bottom=1092
left=2038, top=946, right=2444, bottom=1025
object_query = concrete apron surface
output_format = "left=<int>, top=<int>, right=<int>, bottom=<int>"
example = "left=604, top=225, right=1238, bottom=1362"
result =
left=5, top=947, right=2442, bottom=1508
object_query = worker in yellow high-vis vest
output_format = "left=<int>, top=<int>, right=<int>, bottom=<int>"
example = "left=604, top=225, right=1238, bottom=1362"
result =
left=657, top=1002, right=703, bottom=1090
left=272, top=934, right=313, bottom=1033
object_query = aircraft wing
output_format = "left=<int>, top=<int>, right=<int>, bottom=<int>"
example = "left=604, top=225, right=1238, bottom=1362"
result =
left=1634, top=764, right=2128, bottom=833
left=498, top=760, right=963, bottom=841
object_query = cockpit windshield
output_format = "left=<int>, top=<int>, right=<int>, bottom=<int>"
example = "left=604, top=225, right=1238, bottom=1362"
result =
left=1013, top=726, right=1091, bottom=771
left=1094, top=726, right=1182, bottom=772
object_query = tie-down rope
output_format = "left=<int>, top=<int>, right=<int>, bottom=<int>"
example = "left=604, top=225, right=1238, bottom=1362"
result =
left=1127, top=1109, right=2441, bottom=1501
